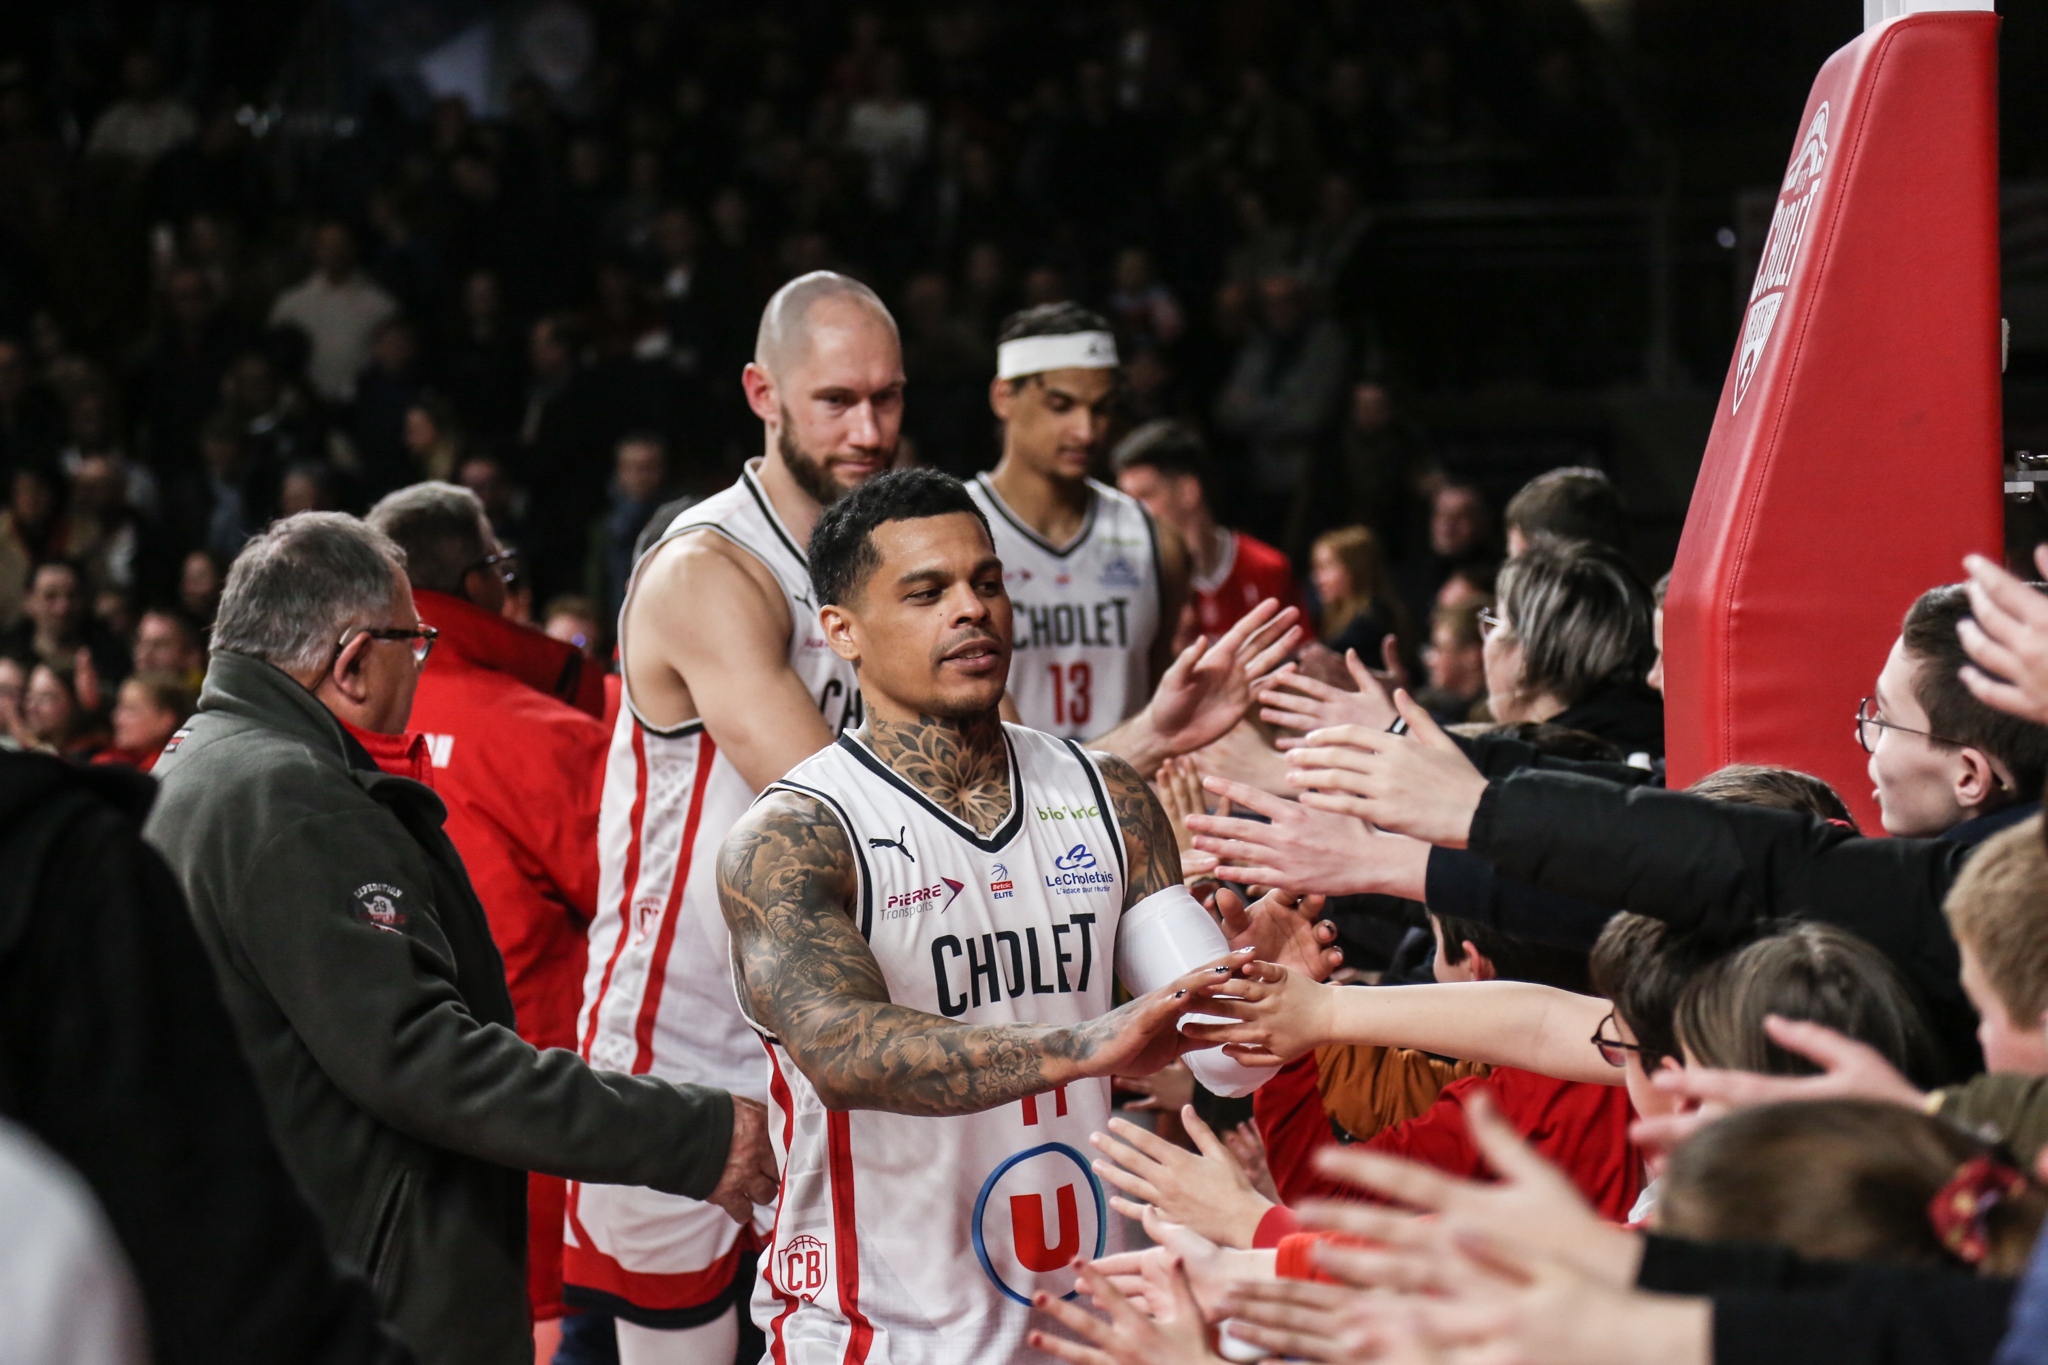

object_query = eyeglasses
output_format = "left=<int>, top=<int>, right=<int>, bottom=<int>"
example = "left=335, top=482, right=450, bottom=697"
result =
left=1854, top=696, right=1959, bottom=754
left=464, top=547, right=518, bottom=586
left=342, top=624, right=439, bottom=666
left=1476, top=606, right=1505, bottom=641
left=1590, top=1011, right=1646, bottom=1069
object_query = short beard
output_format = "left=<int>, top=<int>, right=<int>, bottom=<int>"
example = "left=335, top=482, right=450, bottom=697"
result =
left=778, top=409, right=887, bottom=507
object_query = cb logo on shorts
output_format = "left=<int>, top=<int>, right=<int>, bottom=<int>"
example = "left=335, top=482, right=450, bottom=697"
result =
left=971, top=1143, right=1107, bottom=1305
left=777, top=1232, right=830, bottom=1302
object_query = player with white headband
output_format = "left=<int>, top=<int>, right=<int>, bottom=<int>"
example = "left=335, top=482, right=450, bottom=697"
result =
left=969, top=304, right=1188, bottom=741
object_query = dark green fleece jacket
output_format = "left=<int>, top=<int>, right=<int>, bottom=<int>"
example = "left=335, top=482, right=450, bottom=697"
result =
left=147, top=651, right=734, bottom=1365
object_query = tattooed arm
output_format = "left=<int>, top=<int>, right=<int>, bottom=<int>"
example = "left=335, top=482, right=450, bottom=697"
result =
left=1092, top=752, right=1189, bottom=907
left=719, top=789, right=1210, bottom=1116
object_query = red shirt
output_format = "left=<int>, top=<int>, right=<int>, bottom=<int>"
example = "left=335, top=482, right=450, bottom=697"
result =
left=1188, top=530, right=1305, bottom=645
left=1252, top=1053, right=1646, bottom=1242
left=408, top=589, right=610, bottom=1319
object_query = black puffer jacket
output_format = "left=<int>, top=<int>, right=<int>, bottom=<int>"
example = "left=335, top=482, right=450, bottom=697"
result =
left=0, top=750, right=410, bottom=1365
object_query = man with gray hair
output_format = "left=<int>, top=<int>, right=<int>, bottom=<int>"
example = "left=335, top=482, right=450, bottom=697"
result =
left=366, top=480, right=612, bottom=1326
left=144, top=511, right=779, bottom=1365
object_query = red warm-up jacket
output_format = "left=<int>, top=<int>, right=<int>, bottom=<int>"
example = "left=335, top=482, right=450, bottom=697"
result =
left=1251, top=1053, right=1646, bottom=1246
left=408, top=588, right=610, bottom=1319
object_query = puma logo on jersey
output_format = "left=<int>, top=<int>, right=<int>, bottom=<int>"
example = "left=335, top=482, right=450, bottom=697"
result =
left=869, top=826, right=915, bottom=861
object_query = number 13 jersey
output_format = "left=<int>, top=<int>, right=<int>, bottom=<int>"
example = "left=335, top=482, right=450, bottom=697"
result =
left=745, top=724, right=1132, bottom=1364
left=968, top=474, right=1162, bottom=740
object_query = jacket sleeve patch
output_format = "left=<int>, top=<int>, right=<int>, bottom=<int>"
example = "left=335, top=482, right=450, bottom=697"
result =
left=351, top=882, right=411, bottom=933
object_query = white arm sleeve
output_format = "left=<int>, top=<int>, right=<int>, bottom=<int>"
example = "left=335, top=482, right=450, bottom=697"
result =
left=1113, top=885, right=1272, bottom=1098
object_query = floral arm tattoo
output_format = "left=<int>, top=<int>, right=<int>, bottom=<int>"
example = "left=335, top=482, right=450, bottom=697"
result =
left=1090, top=751, right=1185, bottom=908
left=718, top=789, right=1147, bottom=1115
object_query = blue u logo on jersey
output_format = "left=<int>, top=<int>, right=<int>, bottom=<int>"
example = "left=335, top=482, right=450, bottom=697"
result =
left=971, top=1143, right=1108, bottom=1305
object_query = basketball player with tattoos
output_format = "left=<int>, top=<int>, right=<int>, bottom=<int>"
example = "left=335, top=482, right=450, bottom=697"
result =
left=718, top=469, right=1335, bottom=1362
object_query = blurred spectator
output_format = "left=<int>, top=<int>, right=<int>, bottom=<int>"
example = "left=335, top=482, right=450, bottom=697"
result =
left=1310, top=524, right=1409, bottom=663
left=125, top=266, right=242, bottom=481
left=348, top=317, right=426, bottom=495
left=85, top=50, right=195, bottom=167
left=4, top=560, right=128, bottom=683
left=0, top=655, right=23, bottom=749
left=0, top=465, right=63, bottom=627
left=267, top=222, right=397, bottom=404
left=402, top=393, right=464, bottom=483
left=457, top=452, right=525, bottom=549
left=1417, top=597, right=1491, bottom=723
left=193, top=416, right=254, bottom=562
left=0, top=337, right=63, bottom=475
left=1394, top=478, right=1494, bottom=638
left=21, top=661, right=97, bottom=756
left=131, top=608, right=205, bottom=687
left=93, top=670, right=193, bottom=770
left=1336, top=380, right=1429, bottom=553
left=65, top=452, right=158, bottom=600
left=439, top=271, right=524, bottom=451
left=217, top=349, right=320, bottom=520
left=1213, top=271, right=1348, bottom=550
left=519, top=314, right=610, bottom=599
left=1107, top=248, right=1184, bottom=352
left=543, top=595, right=602, bottom=658
left=278, top=461, right=342, bottom=517
left=845, top=50, right=931, bottom=212
left=898, top=271, right=991, bottom=477
left=1504, top=464, right=1627, bottom=557
left=1112, top=418, right=1304, bottom=650
left=176, top=549, right=223, bottom=626
left=594, top=433, right=669, bottom=629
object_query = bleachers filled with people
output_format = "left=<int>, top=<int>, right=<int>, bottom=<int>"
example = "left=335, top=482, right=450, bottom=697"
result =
left=10, top=5, right=2048, bottom=1365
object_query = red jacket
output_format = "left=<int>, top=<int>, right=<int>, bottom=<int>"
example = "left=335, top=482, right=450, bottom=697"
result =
left=1252, top=1053, right=1646, bottom=1244
left=1186, top=529, right=1306, bottom=647
left=407, top=589, right=610, bottom=1319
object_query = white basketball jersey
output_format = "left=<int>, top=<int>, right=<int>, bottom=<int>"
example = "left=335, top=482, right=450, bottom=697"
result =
left=969, top=474, right=1162, bottom=740
left=749, top=725, right=1131, bottom=1364
left=567, top=461, right=859, bottom=1304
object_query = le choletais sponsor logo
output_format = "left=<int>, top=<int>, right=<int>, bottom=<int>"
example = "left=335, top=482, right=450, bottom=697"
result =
left=1035, top=802, right=1100, bottom=822
left=1044, top=844, right=1115, bottom=895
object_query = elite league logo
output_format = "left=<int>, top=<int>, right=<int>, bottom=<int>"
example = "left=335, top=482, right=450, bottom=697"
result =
left=1732, top=102, right=1830, bottom=414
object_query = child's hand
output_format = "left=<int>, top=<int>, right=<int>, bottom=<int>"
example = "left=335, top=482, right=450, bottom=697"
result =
left=1183, top=959, right=1336, bottom=1063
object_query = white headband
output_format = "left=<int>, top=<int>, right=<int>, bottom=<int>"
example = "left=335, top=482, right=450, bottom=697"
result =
left=995, top=331, right=1119, bottom=380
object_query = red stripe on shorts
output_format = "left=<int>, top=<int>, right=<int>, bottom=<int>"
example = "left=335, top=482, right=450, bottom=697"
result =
left=581, top=725, right=649, bottom=1059
left=827, top=1109, right=875, bottom=1364
left=631, top=732, right=718, bottom=1073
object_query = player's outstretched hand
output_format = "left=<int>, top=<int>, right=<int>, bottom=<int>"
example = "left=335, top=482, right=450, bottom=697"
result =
left=1959, top=550, right=2048, bottom=725
left=705, top=1095, right=780, bottom=1224
left=1089, top=1106, right=1276, bottom=1250
left=1181, top=959, right=1333, bottom=1065
left=1031, top=1259, right=1221, bottom=1365
left=1189, top=775, right=1430, bottom=901
left=1213, top=881, right=1341, bottom=981
left=1286, top=690, right=1488, bottom=847
left=1074, top=950, right=1257, bottom=1081
left=1301, top=1091, right=1642, bottom=1289
left=1631, top=1016, right=1926, bottom=1154
left=1257, top=645, right=1398, bottom=745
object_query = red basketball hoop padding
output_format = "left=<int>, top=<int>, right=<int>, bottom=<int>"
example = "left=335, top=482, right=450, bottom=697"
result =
left=1662, top=10, right=2002, bottom=831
